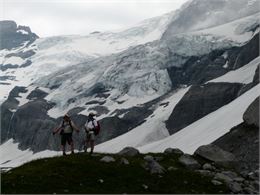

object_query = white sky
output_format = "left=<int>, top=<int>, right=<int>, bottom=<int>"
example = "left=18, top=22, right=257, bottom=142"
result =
left=0, top=0, right=188, bottom=37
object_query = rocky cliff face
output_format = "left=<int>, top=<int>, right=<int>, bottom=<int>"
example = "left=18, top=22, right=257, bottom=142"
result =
left=166, top=82, right=243, bottom=135
left=0, top=20, right=38, bottom=50
left=214, top=97, right=259, bottom=172
left=167, top=33, right=259, bottom=89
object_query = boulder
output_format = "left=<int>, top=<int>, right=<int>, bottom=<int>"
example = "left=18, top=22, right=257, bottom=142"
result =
left=144, top=155, right=154, bottom=162
left=228, top=182, right=242, bottom=193
left=214, top=173, right=233, bottom=184
left=146, top=160, right=165, bottom=174
left=243, top=97, right=259, bottom=127
left=211, top=180, right=223, bottom=186
left=194, top=144, right=236, bottom=167
left=120, top=158, right=129, bottom=165
left=178, top=154, right=201, bottom=170
left=168, top=166, right=178, bottom=171
left=164, top=148, right=184, bottom=155
left=118, top=147, right=140, bottom=157
left=202, top=163, right=215, bottom=171
left=143, top=155, right=165, bottom=174
left=100, top=156, right=116, bottom=163
left=195, top=170, right=215, bottom=177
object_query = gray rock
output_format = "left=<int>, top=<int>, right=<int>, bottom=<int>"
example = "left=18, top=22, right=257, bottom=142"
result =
left=248, top=172, right=258, bottom=180
left=211, top=180, right=223, bottom=186
left=233, top=177, right=245, bottom=183
left=118, top=147, right=140, bottom=157
left=142, top=184, right=148, bottom=190
left=168, top=166, right=178, bottom=171
left=178, top=154, right=201, bottom=170
left=252, top=181, right=259, bottom=190
left=213, top=121, right=259, bottom=173
left=228, top=182, right=242, bottom=193
left=195, top=170, right=215, bottom=177
left=214, top=173, right=233, bottom=184
left=243, top=97, right=259, bottom=127
left=144, top=155, right=154, bottom=162
left=27, top=88, right=48, bottom=100
left=149, top=161, right=165, bottom=174
left=243, top=187, right=255, bottom=194
left=100, top=156, right=116, bottom=163
left=221, top=171, right=238, bottom=179
left=120, top=157, right=129, bottom=165
left=144, top=156, right=165, bottom=174
left=202, top=163, right=215, bottom=171
left=194, top=144, right=236, bottom=167
left=166, top=82, right=243, bottom=134
left=164, top=148, right=184, bottom=155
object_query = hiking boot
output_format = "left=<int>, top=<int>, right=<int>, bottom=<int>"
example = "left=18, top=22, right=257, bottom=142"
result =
left=71, top=151, right=75, bottom=155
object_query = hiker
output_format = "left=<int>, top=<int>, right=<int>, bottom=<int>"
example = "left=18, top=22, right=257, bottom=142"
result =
left=53, top=114, right=79, bottom=156
left=84, top=112, right=100, bottom=154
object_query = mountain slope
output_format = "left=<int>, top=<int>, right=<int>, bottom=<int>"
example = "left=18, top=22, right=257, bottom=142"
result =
left=138, top=84, right=260, bottom=154
left=0, top=12, right=173, bottom=104
left=1, top=0, right=260, bottom=170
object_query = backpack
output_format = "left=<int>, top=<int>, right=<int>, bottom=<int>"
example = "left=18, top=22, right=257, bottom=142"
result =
left=92, top=120, right=101, bottom=136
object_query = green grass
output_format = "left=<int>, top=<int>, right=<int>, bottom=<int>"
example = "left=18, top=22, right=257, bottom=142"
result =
left=1, top=152, right=230, bottom=194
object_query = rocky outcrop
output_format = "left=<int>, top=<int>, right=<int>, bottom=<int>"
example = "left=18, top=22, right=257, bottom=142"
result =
left=0, top=20, right=38, bottom=50
left=1, top=86, right=27, bottom=142
left=214, top=123, right=259, bottom=173
left=243, top=97, right=259, bottom=127
left=166, top=82, right=243, bottom=134
left=26, top=88, right=48, bottom=100
left=194, top=144, right=236, bottom=167
left=167, top=33, right=259, bottom=89
left=143, top=155, right=165, bottom=174
left=164, top=148, right=184, bottom=155
left=178, top=154, right=201, bottom=169
left=213, top=97, right=259, bottom=172
left=118, top=147, right=140, bottom=157
left=100, top=156, right=116, bottom=163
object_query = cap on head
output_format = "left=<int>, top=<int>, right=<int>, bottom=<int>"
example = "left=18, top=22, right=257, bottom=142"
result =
left=63, top=114, right=70, bottom=119
left=88, top=112, right=95, bottom=117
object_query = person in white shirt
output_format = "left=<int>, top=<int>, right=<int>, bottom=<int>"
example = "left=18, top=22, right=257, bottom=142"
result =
left=84, top=112, right=98, bottom=154
left=53, top=114, right=79, bottom=156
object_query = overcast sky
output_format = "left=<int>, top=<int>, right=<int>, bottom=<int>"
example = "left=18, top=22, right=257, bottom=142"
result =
left=0, top=0, right=188, bottom=37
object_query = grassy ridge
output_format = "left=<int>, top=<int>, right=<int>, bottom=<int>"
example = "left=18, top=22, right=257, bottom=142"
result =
left=1, top=152, right=229, bottom=194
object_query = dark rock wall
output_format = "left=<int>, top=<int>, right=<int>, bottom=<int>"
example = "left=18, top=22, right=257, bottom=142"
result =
left=166, top=82, right=243, bottom=135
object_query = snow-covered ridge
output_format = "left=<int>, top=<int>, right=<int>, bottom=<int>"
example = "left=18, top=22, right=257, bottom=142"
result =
left=0, top=11, right=174, bottom=104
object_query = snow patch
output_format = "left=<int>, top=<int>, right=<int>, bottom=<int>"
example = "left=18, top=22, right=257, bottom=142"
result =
left=138, top=84, right=260, bottom=154
left=95, top=87, right=190, bottom=153
left=17, top=29, right=29, bottom=35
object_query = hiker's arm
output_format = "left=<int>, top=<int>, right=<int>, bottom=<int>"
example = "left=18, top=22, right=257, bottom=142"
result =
left=53, top=127, right=61, bottom=135
left=71, top=121, right=80, bottom=132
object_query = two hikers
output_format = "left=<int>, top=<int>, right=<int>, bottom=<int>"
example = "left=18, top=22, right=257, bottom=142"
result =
left=53, top=113, right=99, bottom=155
left=53, top=114, right=80, bottom=155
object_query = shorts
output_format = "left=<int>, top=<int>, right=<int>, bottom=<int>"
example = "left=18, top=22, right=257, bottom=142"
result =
left=86, top=131, right=95, bottom=141
left=61, top=133, right=73, bottom=145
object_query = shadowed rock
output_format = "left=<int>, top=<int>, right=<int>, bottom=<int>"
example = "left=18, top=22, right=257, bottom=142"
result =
left=194, top=144, right=236, bottom=167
